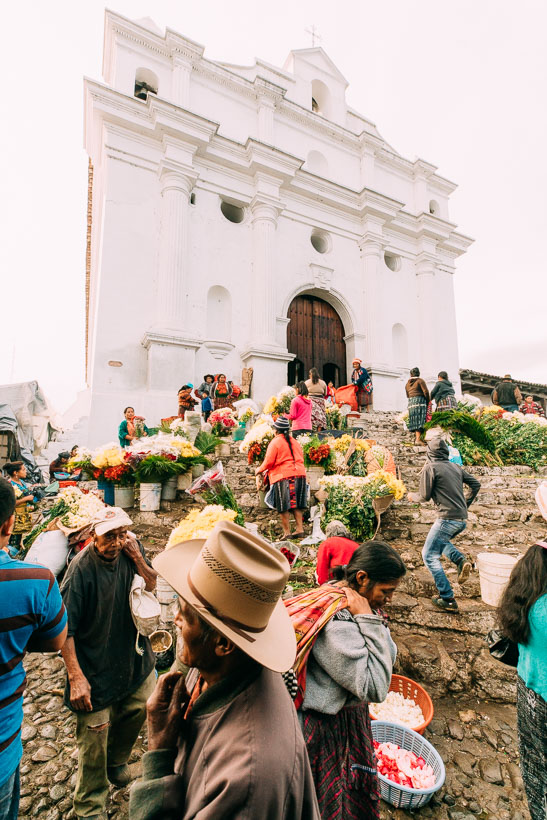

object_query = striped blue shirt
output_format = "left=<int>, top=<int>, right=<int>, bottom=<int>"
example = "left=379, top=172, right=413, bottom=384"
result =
left=0, top=552, right=67, bottom=785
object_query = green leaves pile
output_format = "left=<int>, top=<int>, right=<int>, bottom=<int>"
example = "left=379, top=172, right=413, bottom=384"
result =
left=321, top=484, right=375, bottom=542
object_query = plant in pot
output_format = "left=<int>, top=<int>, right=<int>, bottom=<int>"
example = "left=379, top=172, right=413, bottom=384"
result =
left=302, top=436, right=335, bottom=492
left=103, top=463, right=135, bottom=509
left=208, top=409, right=237, bottom=438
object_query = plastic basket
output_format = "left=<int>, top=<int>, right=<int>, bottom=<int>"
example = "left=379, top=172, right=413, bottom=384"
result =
left=370, top=674, right=434, bottom=734
left=371, top=721, right=445, bottom=809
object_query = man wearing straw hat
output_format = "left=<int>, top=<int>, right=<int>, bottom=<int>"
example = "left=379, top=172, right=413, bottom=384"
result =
left=60, top=507, right=158, bottom=820
left=130, top=520, right=320, bottom=820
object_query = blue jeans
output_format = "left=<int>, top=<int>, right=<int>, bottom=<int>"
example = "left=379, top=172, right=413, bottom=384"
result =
left=500, top=404, right=518, bottom=413
left=422, top=518, right=467, bottom=600
left=0, top=767, right=19, bottom=820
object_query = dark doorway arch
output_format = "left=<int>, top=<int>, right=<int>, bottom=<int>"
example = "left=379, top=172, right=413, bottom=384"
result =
left=287, top=295, right=346, bottom=387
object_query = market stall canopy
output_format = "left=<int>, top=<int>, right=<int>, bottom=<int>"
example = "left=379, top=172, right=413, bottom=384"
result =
left=0, top=380, right=62, bottom=457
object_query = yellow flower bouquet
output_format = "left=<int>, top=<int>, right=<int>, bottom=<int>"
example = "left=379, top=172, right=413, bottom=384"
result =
left=166, top=505, right=237, bottom=548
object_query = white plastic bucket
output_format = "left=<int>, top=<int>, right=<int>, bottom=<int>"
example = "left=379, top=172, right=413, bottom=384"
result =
left=162, top=476, right=178, bottom=501
left=139, top=482, right=161, bottom=511
left=177, top=472, right=193, bottom=491
left=156, top=577, right=178, bottom=605
left=114, top=486, right=134, bottom=509
left=477, top=552, right=519, bottom=607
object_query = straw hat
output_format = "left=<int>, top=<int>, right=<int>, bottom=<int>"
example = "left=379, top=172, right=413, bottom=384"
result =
left=152, top=520, right=296, bottom=672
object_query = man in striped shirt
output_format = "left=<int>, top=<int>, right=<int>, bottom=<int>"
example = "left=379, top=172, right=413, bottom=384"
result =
left=0, top=478, right=67, bottom=820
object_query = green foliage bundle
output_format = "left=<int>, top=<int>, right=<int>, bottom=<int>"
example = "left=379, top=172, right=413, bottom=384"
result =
left=134, top=455, right=184, bottom=484
left=424, top=411, right=496, bottom=452
left=321, top=484, right=375, bottom=542
left=202, top=483, right=245, bottom=526
left=481, top=416, right=547, bottom=471
left=194, top=431, right=222, bottom=455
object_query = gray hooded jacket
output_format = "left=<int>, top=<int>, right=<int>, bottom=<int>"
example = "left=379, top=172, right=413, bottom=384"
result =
left=410, top=438, right=481, bottom=520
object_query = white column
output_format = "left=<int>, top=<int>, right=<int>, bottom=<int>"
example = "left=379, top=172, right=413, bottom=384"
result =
left=359, top=237, right=385, bottom=364
left=250, top=199, right=279, bottom=346
left=155, top=167, right=194, bottom=331
left=415, top=255, right=437, bottom=377
left=172, top=59, right=191, bottom=108
left=257, top=98, right=275, bottom=144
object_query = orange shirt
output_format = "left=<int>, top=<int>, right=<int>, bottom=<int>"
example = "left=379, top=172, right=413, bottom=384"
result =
left=258, top=435, right=306, bottom=484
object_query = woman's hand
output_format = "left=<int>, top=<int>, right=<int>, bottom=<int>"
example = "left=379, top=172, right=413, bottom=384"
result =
left=343, top=587, right=373, bottom=616
left=147, top=672, right=189, bottom=751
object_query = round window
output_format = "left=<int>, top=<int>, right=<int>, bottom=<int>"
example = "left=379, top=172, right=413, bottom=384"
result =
left=220, top=201, right=245, bottom=224
left=384, top=252, right=401, bottom=272
left=310, top=229, right=331, bottom=254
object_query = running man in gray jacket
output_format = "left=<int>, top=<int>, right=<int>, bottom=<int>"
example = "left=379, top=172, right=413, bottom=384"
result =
left=408, top=438, right=481, bottom=612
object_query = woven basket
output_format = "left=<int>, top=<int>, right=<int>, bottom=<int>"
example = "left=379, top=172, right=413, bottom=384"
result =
left=371, top=721, right=445, bottom=809
left=370, top=674, right=434, bottom=735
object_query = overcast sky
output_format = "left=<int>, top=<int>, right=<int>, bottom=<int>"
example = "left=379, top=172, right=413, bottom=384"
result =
left=1, top=0, right=546, bottom=413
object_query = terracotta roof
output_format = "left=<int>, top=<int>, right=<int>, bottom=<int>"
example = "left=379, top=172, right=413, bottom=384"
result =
left=460, top=368, right=547, bottom=395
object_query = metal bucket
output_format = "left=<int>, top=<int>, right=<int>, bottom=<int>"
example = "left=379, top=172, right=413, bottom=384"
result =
left=114, top=486, right=134, bottom=509
left=162, top=476, right=178, bottom=501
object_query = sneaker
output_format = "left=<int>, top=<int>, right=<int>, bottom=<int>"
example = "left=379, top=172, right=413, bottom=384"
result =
left=431, top=596, right=459, bottom=613
left=107, top=764, right=133, bottom=787
left=457, top=559, right=472, bottom=584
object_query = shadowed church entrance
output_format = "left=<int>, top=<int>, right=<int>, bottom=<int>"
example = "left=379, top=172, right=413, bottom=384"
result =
left=287, top=295, right=346, bottom=387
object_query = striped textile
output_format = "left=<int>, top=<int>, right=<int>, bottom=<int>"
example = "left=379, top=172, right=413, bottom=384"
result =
left=435, top=395, right=458, bottom=411
left=517, top=675, right=547, bottom=820
left=302, top=702, right=380, bottom=820
left=407, top=395, right=427, bottom=432
left=0, top=553, right=66, bottom=786
left=284, top=585, right=348, bottom=709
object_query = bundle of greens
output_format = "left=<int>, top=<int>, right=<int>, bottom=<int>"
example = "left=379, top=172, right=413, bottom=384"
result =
left=481, top=416, right=547, bottom=471
left=424, top=411, right=496, bottom=452
left=202, top=483, right=245, bottom=526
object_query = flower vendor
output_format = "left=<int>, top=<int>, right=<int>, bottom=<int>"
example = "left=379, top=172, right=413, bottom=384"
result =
left=404, top=367, right=430, bottom=445
left=255, top=417, right=308, bottom=538
left=211, top=373, right=234, bottom=409
left=130, top=521, right=320, bottom=820
left=407, top=437, right=480, bottom=613
left=430, top=371, right=458, bottom=411
left=60, top=507, right=157, bottom=819
left=49, top=451, right=72, bottom=482
left=519, top=395, right=545, bottom=417
left=287, top=381, right=313, bottom=438
left=3, top=461, right=36, bottom=549
left=316, top=520, right=359, bottom=585
left=177, top=384, right=198, bottom=418
left=351, top=358, right=373, bottom=413
left=118, top=406, right=149, bottom=448
left=286, top=540, right=406, bottom=819
left=305, top=368, right=328, bottom=431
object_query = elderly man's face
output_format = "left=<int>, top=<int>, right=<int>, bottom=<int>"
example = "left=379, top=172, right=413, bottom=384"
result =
left=175, top=598, right=218, bottom=671
left=94, top=526, right=128, bottom=561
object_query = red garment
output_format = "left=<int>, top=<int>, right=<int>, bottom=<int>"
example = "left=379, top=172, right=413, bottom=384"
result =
left=519, top=401, right=545, bottom=417
left=257, top=435, right=306, bottom=484
left=316, top=537, right=359, bottom=585
left=286, top=395, right=313, bottom=431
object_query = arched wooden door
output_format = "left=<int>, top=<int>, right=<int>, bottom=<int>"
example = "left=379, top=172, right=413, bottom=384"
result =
left=287, top=295, right=346, bottom=387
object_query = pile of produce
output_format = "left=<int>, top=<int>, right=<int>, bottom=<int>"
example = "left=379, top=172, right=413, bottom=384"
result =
left=370, top=691, right=425, bottom=730
left=422, top=408, right=547, bottom=470
left=373, top=741, right=436, bottom=790
left=167, top=505, right=238, bottom=547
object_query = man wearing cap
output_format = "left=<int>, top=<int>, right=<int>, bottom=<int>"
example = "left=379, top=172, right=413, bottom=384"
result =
left=492, top=374, right=522, bottom=413
left=60, top=508, right=158, bottom=820
left=130, top=520, right=320, bottom=820
left=351, top=358, right=373, bottom=413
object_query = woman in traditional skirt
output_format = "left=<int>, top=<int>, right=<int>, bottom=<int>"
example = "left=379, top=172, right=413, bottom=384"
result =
left=298, top=541, right=406, bottom=819
left=305, top=368, right=327, bottom=431
left=255, top=417, right=308, bottom=538
left=3, top=461, right=35, bottom=550
left=351, top=358, right=373, bottom=413
left=211, top=373, right=233, bottom=410
left=405, top=367, right=430, bottom=444
left=430, top=371, right=458, bottom=411
left=499, top=516, right=547, bottom=820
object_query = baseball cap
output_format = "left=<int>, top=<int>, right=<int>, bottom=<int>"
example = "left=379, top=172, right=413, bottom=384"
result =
left=93, top=507, right=132, bottom=536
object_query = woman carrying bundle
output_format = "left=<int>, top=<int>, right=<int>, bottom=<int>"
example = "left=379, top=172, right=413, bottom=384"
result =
left=255, top=417, right=308, bottom=538
left=287, top=541, right=406, bottom=819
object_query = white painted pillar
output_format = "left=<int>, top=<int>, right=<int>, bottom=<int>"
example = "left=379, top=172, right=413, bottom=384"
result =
left=250, top=199, right=279, bottom=345
left=415, top=255, right=437, bottom=378
left=172, top=59, right=191, bottom=108
left=257, top=98, right=275, bottom=144
left=359, top=237, right=385, bottom=364
left=156, top=167, right=194, bottom=331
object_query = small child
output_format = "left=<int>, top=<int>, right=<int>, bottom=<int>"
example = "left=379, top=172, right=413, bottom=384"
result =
left=201, top=393, right=213, bottom=422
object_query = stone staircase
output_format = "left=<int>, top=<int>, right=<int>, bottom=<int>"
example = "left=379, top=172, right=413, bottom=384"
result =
left=130, top=412, right=547, bottom=704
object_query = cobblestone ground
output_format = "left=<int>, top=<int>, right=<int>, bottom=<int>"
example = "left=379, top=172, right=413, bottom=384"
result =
left=20, top=653, right=530, bottom=820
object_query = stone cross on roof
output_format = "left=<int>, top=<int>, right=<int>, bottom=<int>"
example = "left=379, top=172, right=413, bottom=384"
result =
left=305, top=24, right=322, bottom=47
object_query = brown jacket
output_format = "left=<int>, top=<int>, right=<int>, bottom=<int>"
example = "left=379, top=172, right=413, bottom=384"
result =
left=130, top=664, right=320, bottom=820
left=405, top=377, right=430, bottom=402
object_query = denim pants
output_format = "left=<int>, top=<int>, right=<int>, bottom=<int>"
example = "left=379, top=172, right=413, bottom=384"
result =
left=500, top=404, right=519, bottom=413
left=0, top=766, right=19, bottom=820
left=73, top=671, right=156, bottom=817
left=422, top=518, right=467, bottom=600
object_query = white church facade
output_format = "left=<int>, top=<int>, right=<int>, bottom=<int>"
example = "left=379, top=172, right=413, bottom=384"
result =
left=83, top=11, right=472, bottom=445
